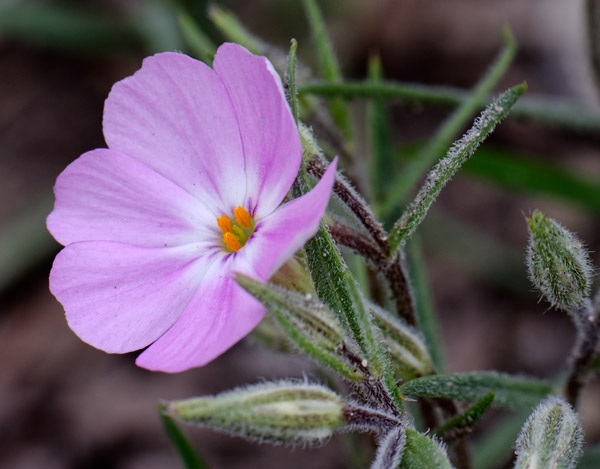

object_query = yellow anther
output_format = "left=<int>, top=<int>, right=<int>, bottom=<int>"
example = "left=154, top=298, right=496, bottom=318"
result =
left=224, top=232, right=242, bottom=252
left=234, top=206, right=252, bottom=229
left=217, top=215, right=233, bottom=234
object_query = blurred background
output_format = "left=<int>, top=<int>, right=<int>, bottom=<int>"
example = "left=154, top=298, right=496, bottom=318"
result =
left=1, top=0, right=600, bottom=467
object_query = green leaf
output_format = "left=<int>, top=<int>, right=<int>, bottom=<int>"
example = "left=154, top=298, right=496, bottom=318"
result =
left=285, top=39, right=300, bottom=125
left=159, top=402, right=208, bottom=469
left=295, top=126, right=402, bottom=410
left=368, top=55, right=395, bottom=202
left=388, top=83, right=526, bottom=255
left=406, top=235, right=445, bottom=372
left=236, top=274, right=365, bottom=381
left=298, top=81, right=600, bottom=134
left=399, top=429, right=453, bottom=469
left=587, top=0, right=600, bottom=95
left=302, top=0, right=353, bottom=142
left=578, top=446, right=600, bottom=469
left=514, top=397, right=583, bottom=469
left=471, top=409, right=531, bottom=469
left=0, top=196, right=57, bottom=293
left=177, top=10, right=216, bottom=63
left=209, top=5, right=268, bottom=55
left=399, top=372, right=554, bottom=408
left=435, top=392, right=495, bottom=439
left=0, top=2, right=140, bottom=55
left=592, top=353, right=600, bottom=371
left=420, top=208, right=528, bottom=294
left=462, top=145, right=600, bottom=215
left=380, top=28, right=517, bottom=218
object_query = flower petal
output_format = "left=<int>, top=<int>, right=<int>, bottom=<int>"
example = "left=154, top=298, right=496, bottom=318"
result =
left=50, top=241, right=217, bottom=353
left=47, top=149, right=215, bottom=247
left=242, top=158, right=338, bottom=280
left=213, top=43, right=302, bottom=218
left=103, top=52, right=246, bottom=213
left=135, top=258, right=264, bottom=372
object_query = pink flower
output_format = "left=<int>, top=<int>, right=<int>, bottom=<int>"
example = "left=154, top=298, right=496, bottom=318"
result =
left=48, top=43, right=336, bottom=373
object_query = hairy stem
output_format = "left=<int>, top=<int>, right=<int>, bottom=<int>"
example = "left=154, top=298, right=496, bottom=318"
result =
left=565, top=300, right=600, bottom=406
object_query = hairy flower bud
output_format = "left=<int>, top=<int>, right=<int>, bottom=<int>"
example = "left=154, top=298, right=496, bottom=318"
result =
left=166, top=381, right=345, bottom=445
left=526, top=210, right=593, bottom=310
left=514, top=396, right=583, bottom=469
left=370, top=303, right=434, bottom=380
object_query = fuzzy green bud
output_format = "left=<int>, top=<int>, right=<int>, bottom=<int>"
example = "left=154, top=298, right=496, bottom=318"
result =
left=370, top=303, right=434, bottom=380
left=514, top=396, right=583, bottom=469
left=526, top=210, right=593, bottom=310
left=166, top=381, right=345, bottom=446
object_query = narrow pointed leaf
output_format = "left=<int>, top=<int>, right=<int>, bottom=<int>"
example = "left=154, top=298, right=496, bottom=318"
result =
left=435, top=392, right=495, bottom=439
left=177, top=11, right=215, bottom=63
left=368, top=55, right=395, bottom=202
left=209, top=5, right=268, bottom=55
left=398, top=372, right=554, bottom=408
left=389, top=83, right=526, bottom=255
left=0, top=2, right=140, bottom=55
left=399, top=429, right=453, bottom=469
left=236, top=274, right=365, bottom=381
left=578, top=446, right=600, bottom=469
left=299, top=81, right=600, bottom=134
left=285, top=39, right=299, bottom=124
left=406, top=235, right=445, bottom=372
left=295, top=126, right=402, bottom=410
left=159, top=402, right=208, bottom=469
left=471, top=409, right=531, bottom=469
left=462, top=146, right=600, bottom=215
left=302, top=0, right=353, bottom=141
left=0, top=196, right=57, bottom=293
left=381, top=28, right=517, bottom=217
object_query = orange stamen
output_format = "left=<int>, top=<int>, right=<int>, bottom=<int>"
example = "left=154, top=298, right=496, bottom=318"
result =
left=224, top=232, right=243, bottom=252
left=234, top=206, right=252, bottom=229
left=217, top=215, right=233, bottom=234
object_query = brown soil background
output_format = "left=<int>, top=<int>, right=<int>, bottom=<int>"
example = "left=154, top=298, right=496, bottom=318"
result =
left=1, top=1, right=599, bottom=468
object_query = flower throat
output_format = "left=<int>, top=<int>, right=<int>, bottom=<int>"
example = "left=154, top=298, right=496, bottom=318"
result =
left=217, top=206, right=256, bottom=252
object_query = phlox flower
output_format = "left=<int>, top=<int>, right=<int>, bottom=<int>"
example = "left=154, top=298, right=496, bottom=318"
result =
left=48, top=43, right=336, bottom=372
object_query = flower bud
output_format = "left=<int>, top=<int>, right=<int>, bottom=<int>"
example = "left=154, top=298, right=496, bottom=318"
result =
left=165, top=381, right=345, bottom=445
left=526, top=210, right=593, bottom=310
left=370, top=303, right=434, bottom=380
left=514, top=396, right=583, bottom=469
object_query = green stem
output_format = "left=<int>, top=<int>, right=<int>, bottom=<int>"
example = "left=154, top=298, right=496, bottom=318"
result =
left=380, top=28, right=517, bottom=218
left=299, top=82, right=600, bottom=135
left=302, top=0, right=353, bottom=143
